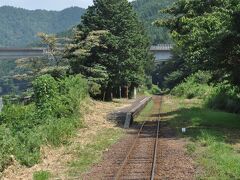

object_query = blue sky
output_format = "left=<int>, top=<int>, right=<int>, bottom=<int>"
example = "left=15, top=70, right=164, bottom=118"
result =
left=0, top=0, right=93, bottom=10
left=0, top=0, right=133, bottom=11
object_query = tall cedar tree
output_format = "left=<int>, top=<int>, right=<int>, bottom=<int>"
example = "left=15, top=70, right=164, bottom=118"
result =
left=157, top=0, right=240, bottom=85
left=66, top=0, right=153, bottom=100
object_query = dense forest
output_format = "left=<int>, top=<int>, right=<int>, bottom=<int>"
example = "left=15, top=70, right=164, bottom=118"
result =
left=0, top=0, right=175, bottom=47
left=0, top=6, right=85, bottom=47
left=132, top=0, right=175, bottom=44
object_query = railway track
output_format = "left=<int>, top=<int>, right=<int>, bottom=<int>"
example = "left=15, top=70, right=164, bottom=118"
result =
left=114, top=96, right=161, bottom=180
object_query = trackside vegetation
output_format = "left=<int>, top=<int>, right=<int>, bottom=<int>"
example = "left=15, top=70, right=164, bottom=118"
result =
left=170, top=71, right=240, bottom=113
left=155, top=0, right=240, bottom=114
left=161, top=96, right=240, bottom=179
left=170, top=72, right=240, bottom=114
left=0, top=75, right=88, bottom=171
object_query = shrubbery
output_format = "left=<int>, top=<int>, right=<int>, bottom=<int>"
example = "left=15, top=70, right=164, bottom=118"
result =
left=33, top=75, right=58, bottom=118
left=205, top=82, right=240, bottom=113
left=171, top=71, right=212, bottom=99
left=33, top=75, right=88, bottom=119
left=0, top=125, right=16, bottom=171
left=0, top=75, right=88, bottom=170
left=139, top=84, right=161, bottom=96
left=149, top=85, right=161, bottom=95
left=163, top=70, right=185, bottom=89
left=171, top=71, right=240, bottom=113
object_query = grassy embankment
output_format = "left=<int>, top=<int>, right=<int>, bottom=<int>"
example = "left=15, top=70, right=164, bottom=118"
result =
left=33, top=128, right=124, bottom=180
left=161, top=96, right=240, bottom=179
left=0, top=74, right=125, bottom=180
left=68, top=128, right=123, bottom=177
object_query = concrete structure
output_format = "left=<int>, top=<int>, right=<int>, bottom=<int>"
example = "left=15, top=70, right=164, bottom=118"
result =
left=0, top=45, right=173, bottom=62
left=0, top=97, right=3, bottom=112
left=0, top=48, right=45, bottom=59
left=150, top=44, right=173, bottom=63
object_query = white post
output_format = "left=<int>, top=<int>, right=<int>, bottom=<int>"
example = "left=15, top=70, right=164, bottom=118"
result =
left=133, top=87, right=137, bottom=99
left=119, top=86, right=121, bottom=99
left=0, top=97, right=3, bottom=112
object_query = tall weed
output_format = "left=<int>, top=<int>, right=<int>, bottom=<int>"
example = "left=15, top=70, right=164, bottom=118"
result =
left=0, top=125, right=16, bottom=171
left=205, top=82, right=240, bottom=113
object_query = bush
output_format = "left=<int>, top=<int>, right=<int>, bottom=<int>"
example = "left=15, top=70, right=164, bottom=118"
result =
left=88, top=81, right=102, bottom=98
left=187, top=70, right=212, bottom=84
left=0, top=105, right=42, bottom=167
left=58, top=75, right=88, bottom=115
left=172, top=83, right=211, bottom=99
left=33, top=75, right=88, bottom=119
left=164, top=70, right=185, bottom=89
left=33, top=75, right=58, bottom=118
left=14, top=129, right=42, bottom=166
left=171, top=71, right=212, bottom=99
left=0, top=125, right=16, bottom=171
left=42, top=117, right=81, bottom=146
left=0, top=104, right=37, bottom=131
left=205, top=82, right=240, bottom=113
left=0, top=74, right=88, bottom=171
left=149, top=85, right=161, bottom=95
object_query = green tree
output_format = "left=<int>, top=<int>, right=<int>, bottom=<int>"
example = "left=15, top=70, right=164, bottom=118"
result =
left=157, top=0, right=240, bottom=86
left=15, top=32, right=69, bottom=81
left=66, top=0, right=153, bottom=100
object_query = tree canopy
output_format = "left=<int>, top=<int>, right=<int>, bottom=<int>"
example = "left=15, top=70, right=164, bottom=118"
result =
left=66, top=0, right=154, bottom=100
left=157, top=0, right=240, bottom=86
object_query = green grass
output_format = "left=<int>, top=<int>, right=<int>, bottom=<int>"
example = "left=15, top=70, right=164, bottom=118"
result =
left=135, top=100, right=153, bottom=122
left=162, top=96, right=240, bottom=179
left=68, top=128, right=124, bottom=177
left=33, top=170, right=51, bottom=180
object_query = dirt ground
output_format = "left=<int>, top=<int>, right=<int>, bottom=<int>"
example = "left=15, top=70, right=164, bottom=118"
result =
left=2, top=98, right=132, bottom=180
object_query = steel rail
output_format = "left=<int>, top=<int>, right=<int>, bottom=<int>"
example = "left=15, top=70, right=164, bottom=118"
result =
left=114, top=121, right=146, bottom=180
left=150, top=120, right=160, bottom=180
left=150, top=96, right=162, bottom=180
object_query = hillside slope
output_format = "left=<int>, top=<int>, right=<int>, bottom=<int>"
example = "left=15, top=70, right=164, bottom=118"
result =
left=0, top=6, right=85, bottom=47
left=132, top=0, right=175, bottom=44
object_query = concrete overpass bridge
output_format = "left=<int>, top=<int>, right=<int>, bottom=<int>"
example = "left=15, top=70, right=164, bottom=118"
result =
left=150, top=44, right=173, bottom=63
left=0, top=48, right=45, bottom=59
left=0, top=44, right=173, bottom=62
